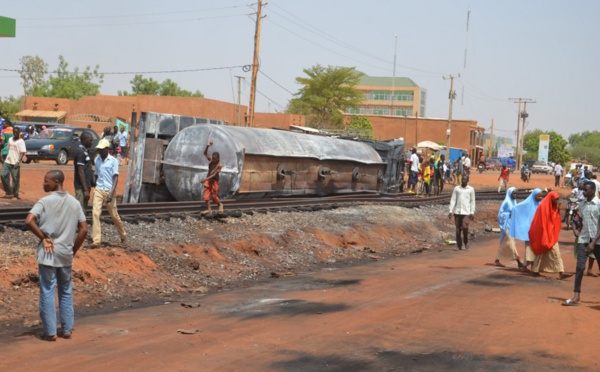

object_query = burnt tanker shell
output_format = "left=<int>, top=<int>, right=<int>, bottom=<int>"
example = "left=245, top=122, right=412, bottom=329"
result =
left=162, top=124, right=384, bottom=201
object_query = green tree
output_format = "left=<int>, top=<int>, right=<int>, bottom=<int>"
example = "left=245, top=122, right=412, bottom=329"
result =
left=119, top=75, right=203, bottom=97
left=522, top=129, right=571, bottom=164
left=568, top=130, right=600, bottom=165
left=33, top=55, right=104, bottom=99
left=286, top=64, right=364, bottom=129
left=0, top=96, right=23, bottom=121
left=19, top=55, right=48, bottom=96
left=347, top=115, right=374, bottom=139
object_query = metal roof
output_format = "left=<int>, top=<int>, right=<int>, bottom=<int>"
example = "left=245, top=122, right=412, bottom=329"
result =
left=358, top=76, right=419, bottom=88
left=15, top=110, right=67, bottom=119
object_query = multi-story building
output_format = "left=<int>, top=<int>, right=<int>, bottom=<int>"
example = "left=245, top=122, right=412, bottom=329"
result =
left=346, top=76, right=426, bottom=118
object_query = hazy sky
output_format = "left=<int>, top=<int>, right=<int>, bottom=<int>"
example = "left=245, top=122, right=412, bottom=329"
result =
left=1, top=0, right=598, bottom=140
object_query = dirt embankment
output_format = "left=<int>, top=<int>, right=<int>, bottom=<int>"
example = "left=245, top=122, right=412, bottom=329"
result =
left=0, top=201, right=500, bottom=332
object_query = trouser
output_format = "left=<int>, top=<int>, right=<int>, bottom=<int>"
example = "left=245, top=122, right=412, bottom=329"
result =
left=574, top=243, right=600, bottom=293
left=75, top=187, right=90, bottom=211
left=498, top=179, right=508, bottom=192
left=1, top=162, right=20, bottom=197
left=555, top=175, right=560, bottom=187
left=92, top=189, right=126, bottom=244
left=457, top=172, right=463, bottom=185
left=39, top=265, right=73, bottom=336
left=454, top=214, right=470, bottom=248
left=203, top=180, right=220, bottom=204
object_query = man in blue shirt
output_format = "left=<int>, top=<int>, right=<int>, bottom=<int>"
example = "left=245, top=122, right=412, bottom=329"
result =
left=91, top=139, right=126, bottom=248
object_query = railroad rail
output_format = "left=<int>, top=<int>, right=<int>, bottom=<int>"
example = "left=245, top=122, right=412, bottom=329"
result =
left=0, top=190, right=509, bottom=226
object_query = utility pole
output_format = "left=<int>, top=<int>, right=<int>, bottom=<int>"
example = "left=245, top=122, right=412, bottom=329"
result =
left=234, top=76, right=243, bottom=126
left=247, top=0, right=264, bottom=127
left=489, top=119, right=494, bottom=157
left=390, top=34, right=398, bottom=116
left=443, top=74, right=458, bottom=161
left=509, top=97, right=535, bottom=169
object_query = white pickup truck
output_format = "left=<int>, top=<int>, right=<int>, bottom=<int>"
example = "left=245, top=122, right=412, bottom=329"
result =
left=531, top=161, right=553, bottom=174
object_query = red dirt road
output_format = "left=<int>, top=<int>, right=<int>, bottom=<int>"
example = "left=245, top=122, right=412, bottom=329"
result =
left=1, top=227, right=598, bottom=371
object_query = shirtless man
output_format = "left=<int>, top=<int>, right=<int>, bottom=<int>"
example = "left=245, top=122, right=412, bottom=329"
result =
left=201, top=142, right=224, bottom=215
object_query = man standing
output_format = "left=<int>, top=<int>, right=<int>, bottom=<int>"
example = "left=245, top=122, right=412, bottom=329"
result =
left=553, top=162, right=563, bottom=188
left=116, top=125, right=129, bottom=165
left=73, top=131, right=94, bottom=210
left=25, top=170, right=87, bottom=341
left=498, top=164, right=510, bottom=193
left=1, top=126, right=26, bottom=199
left=456, top=154, right=464, bottom=185
left=591, top=175, right=600, bottom=198
left=448, top=176, right=476, bottom=250
left=201, top=141, right=224, bottom=215
left=563, top=182, right=600, bottom=306
left=407, top=148, right=419, bottom=194
left=434, top=154, right=446, bottom=196
left=1, top=119, right=14, bottom=162
left=91, top=139, right=126, bottom=248
left=463, top=153, right=472, bottom=176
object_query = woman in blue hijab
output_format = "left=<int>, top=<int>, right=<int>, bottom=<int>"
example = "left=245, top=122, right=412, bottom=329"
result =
left=495, top=187, right=522, bottom=268
left=509, top=188, right=545, bottom=270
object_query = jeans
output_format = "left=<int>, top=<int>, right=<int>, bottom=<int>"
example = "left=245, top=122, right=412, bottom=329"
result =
left=573, top=243, right=600, bottom=293
left=555, top=175, right=560, bottom=188
left=39, top=264, right=74, bottom=336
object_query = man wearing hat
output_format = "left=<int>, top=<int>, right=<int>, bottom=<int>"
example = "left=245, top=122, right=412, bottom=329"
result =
left=90, top=139, right=126, bottom=248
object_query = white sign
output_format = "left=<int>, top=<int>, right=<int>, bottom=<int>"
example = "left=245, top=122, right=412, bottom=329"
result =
left=538, top=134, right=550, bottom=162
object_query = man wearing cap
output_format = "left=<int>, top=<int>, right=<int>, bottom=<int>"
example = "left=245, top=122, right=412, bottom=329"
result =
left=90, top=139, right=126, bottom=248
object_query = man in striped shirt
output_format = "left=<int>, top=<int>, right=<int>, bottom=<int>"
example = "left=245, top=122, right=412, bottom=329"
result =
left=563, top=181, right=600, bottom=306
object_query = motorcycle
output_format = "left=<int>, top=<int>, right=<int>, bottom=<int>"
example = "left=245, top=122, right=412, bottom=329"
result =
left=520, top=168, right=531, bottom=182
left=564, top=196, right=579, bottom=231
left=444, top=162, right=456, bottom=184
left=563, top=173, right=572, bottom=189
left=477, top=163, right=485, bottom=173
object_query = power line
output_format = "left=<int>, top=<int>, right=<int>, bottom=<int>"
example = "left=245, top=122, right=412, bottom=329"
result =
left=19, top=14, right=246, bottom=29
left=19, top=5, right=247, bottom=20
left=259, top=71, right=294, bottom=95
left=0, top=65, right=251, bottom=75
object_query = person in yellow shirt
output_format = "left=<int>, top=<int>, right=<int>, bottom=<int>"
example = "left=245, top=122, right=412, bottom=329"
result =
left=422, top=157, right=432, bottom=197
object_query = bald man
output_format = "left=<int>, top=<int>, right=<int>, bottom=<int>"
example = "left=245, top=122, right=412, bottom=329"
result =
left=26, top=170, right=87, bottom=341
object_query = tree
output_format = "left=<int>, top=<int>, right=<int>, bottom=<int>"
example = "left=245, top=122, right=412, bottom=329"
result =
left=119, top=75, right=204, bottom=97
left=33, top=55, right=104, bottom=99
left=0, top=96, right=23, bottom=121
left=522, top=129, right=571, bottom=165
left=19, top=55, right=48, bottom=96
left=347, top=115, right=374, bottom=139
left=286, top=65, right=364, bottom=129
left=568, top=130, right=600, bottom=165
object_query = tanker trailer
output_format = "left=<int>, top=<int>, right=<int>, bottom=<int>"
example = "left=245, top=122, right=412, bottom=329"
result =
left=161, top=124, right=386, bottom=201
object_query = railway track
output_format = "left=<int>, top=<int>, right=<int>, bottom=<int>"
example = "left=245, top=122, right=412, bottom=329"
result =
left=0, top=190, right=507, bottom=225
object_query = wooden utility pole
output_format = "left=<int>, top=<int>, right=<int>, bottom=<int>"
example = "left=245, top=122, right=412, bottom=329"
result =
left=444, top=74, right=458, bottom=161
left=489, top=119, right=494, bottom=157
left=247, top=0, right=264, bottom=127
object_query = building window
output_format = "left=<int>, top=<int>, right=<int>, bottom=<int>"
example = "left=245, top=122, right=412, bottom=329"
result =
left=365, top=90, right=414, bottom=102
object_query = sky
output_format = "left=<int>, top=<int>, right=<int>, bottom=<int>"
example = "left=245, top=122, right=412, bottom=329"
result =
left=1, top=0, right=599, bottom=141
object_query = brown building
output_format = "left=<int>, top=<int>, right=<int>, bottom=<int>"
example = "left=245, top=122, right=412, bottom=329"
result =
left=19, top=95, right=305, bottom=134
left=346, top=113, right=485, bottom=161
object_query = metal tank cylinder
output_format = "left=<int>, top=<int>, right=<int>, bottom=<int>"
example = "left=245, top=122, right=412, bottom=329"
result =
left=162, top=124, right=384, bottom=201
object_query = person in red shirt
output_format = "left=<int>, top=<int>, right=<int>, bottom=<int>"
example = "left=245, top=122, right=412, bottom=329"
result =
left=498, top=165, right=510, bottom=193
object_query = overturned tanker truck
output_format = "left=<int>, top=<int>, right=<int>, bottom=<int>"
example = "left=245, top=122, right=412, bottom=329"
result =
left=124, top=112, right=404, bottom=203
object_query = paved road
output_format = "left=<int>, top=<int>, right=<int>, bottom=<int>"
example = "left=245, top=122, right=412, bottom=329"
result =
left=1, top=229, right=599, bottom=371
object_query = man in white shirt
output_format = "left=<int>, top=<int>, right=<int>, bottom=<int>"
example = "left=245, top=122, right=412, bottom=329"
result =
left=1, top=126, right=26, bottom=199
left=553, top=163, right=563, bottom=188
left=448, top=175, right=476, bottom=250
left=408, top=148, right=420, bottom=194
left=591, top=175, right=600, bottom=198
left=463, top=154, right=472, bottom=176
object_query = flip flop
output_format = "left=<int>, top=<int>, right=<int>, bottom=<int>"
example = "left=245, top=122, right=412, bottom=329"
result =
left=562, top=299, right=580, bottom=306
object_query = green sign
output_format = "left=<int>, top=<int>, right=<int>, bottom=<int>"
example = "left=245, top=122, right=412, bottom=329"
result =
left=0, top=16, right=16, bottom=38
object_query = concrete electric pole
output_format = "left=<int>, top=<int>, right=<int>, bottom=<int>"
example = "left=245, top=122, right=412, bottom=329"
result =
left=444, top=74, right=458, bottom=161
left=509, top=97, right=536, bottom=169
left=247, top=0, right=264, bottom=127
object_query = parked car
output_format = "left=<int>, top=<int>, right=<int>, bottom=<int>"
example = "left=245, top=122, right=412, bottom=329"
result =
left=24, top=126, right=100, bottom=165
left=485, top=158, right=503, bottom=171
left=531, top=161, right=553, bottom=174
